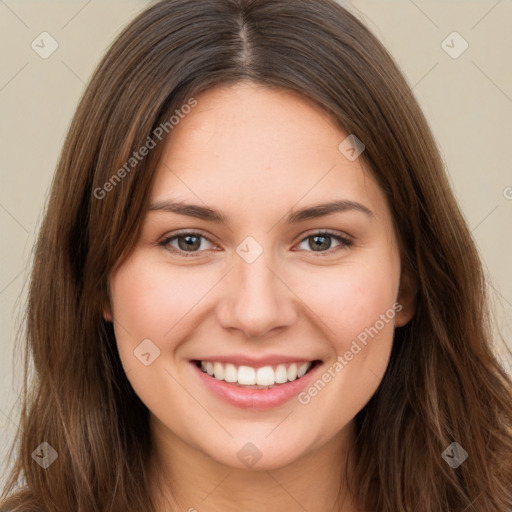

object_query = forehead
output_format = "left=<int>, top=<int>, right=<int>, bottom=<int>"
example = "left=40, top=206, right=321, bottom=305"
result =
left=164, top=81, right=343, bottom=159
left=150, top=82, right=389, bottom=226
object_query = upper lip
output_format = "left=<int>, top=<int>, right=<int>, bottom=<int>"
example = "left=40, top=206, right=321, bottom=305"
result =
left=192, top=354, right=320, bottom=368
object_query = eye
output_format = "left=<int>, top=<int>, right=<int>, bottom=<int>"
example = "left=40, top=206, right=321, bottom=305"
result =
left=159, top=231, right=215, bottom=257
left=295, top=230, right=353, bottom=255
left=159, top=229, right=353, bottom=258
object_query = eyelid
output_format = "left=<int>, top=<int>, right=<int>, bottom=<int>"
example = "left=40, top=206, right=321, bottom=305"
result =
left=299, top=228, right=353, bottom=243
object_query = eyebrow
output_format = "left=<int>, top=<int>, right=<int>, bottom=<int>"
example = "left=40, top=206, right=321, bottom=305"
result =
left=147, top=199, right=373, bottom=223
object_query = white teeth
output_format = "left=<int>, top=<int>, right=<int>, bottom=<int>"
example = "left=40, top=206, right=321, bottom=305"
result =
left=256, top=366, right=275, bottom=386
left=287, top=363, right=298, bottom=381
left=238, top=366, right=256, bottom=385
left=213, top=362, right=224, bottom=380
left=297, top=362, right=309, bottom=378
left=224, top=363, right=238, bottom=383
left=198, top=360, right=314, bottom=386
left=275, top=364, right=288, bottom=383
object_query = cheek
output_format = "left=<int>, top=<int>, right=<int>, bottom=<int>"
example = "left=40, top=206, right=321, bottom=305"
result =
left=110, top=255, right=207, bottom=344
left=294, top=257, right=400, bottom=351
left=291, top=254, right=400, bottom=415
left=108, top=255, right=206, bottom=417
left=292, top=255, right=400, bottom=408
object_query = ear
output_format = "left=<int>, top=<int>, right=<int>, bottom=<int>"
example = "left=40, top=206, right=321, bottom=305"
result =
left=102, top=290, right=113, bottom=322
left=394, top=265, right=417, bottom=328
left=103, top=303, right=113, bottom=322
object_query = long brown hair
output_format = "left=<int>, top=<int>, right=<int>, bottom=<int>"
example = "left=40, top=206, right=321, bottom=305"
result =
left=2, top=0, right=511, bottom=510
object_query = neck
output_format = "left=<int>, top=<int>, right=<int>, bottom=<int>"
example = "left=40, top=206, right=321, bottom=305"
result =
left=148, top=416, right=360, bottom=512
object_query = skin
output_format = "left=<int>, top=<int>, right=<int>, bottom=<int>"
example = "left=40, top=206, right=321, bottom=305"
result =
left=105, top=81, right=416, bottom=512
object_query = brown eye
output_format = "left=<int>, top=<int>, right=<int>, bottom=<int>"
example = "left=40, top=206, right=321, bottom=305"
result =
left=158, top=229, right=353, bottom=258
left=159, top=231, right=214, bottom=257
left=296, top=231, right=353, bottom=254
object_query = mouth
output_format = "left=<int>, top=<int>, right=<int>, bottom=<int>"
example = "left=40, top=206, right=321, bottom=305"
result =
left=193, top=359, right=321, bottom=389
left=191, top=358, right=323, bottom=409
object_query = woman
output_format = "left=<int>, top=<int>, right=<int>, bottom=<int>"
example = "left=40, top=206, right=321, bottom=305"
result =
left=2, top=0, right=511, bottom=510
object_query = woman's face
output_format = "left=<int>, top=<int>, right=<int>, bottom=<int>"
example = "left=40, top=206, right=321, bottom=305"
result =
left=107, top=81, right=415, bottom=470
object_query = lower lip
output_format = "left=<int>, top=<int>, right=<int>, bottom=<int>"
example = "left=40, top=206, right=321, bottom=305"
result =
left=191, top=361, right=322, bottom=410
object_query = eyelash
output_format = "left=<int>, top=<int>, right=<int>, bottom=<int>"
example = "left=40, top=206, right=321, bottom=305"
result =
left=158, top=229, right=354, bottom=258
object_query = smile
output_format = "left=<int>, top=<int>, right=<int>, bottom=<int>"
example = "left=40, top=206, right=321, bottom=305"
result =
left=195, top=360, right=316, bottom=388
left=191, top=358, right=322, bottom=409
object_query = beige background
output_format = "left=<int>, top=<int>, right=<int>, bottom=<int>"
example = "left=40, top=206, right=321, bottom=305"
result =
left=1, top=0, right=511, bottom=482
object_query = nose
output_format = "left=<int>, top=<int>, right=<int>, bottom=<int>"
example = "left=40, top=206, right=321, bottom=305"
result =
left=215, top=247, right=298, bottom=340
